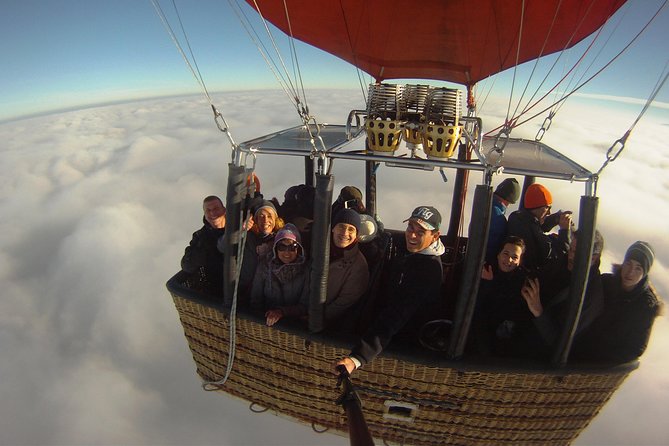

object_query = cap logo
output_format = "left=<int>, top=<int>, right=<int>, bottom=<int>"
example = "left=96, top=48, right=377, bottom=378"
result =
left=414, top=207, right=434, bottom=220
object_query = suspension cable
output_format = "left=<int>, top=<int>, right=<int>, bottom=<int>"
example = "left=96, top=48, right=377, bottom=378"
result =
left=499, top=0, right=607, bottom=140
left=486, top=0, right=667, bottom=136
left=503, top=0, right=526, bottom=125
left=150, top=0, right=213, bottom=104
left=509, top=0, right=565, bottom=121
left=203, top=166, right=258, bottom=391
left=512, top=0, right=604, bottom=122
left=150, top=0, right=240, bottom=149
left=282, top=0, right=310, bottom=118
left=595, top=62, right=669, bottom=178
left=250, top=0, right=308, bottom=118
left=549, top=5, right=627, bottom=119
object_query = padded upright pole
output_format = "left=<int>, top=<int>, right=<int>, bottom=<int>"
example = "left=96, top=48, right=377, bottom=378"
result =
left=222, top=163, right=245, bottom=307
left=445, top=146, right=470, bottom=246
left=304, top=156, right=315, bottom=187
left=552, top=195, right=598, bottom=366
left=365, top=160, right=377, bottom=218
left=447, top=184, right=492, bottom=359
left=309, top=173, right=334, bottom=332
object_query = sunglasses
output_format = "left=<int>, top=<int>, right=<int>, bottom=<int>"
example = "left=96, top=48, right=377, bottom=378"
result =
left=276, top=243, right=299, bottom=252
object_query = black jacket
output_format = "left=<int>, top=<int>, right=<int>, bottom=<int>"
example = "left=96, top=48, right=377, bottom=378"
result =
left=351, top=252, right=443, bottom=366
left=507, top=209, right=569, bottom=272
left=572, top=271, right=660, bottom=362
left=181, top=218, right=225, bottom=296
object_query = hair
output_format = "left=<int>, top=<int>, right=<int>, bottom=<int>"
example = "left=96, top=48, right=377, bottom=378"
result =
left=203, top=195, right=224, bottom=206
left=572, top=229, right=604, bottom=256
left=500, top=235, right=526, bottom=254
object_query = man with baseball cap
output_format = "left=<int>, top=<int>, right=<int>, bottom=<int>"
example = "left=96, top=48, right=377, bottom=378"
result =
left=335, top=205, right=445, bottom=374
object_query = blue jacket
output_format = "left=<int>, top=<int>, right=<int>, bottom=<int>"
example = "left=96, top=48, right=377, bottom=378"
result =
left=486, top=197, right=508, bottom=263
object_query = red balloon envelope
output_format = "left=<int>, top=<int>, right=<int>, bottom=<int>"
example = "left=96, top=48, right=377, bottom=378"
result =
left=246, top=0, right=627, bottom=86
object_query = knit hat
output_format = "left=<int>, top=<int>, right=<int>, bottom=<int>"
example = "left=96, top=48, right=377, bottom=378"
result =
left=524, top=183, right=552, bottom=209
left=404, top=206, right=441, bottom=231
left=624, top=241, right=655, bottom=276
left=332, top=209, right=361, bottom=234
left=273, top=224, right=303, bottom=254
left=339, top=186, right=363, bottom=203
left=494, top=178, right=521, bottom=204
left=254, top=200, right=278, bottom=218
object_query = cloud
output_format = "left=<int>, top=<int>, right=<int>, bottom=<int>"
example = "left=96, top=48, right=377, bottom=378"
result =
left=0, top=90, right=666, bottom=445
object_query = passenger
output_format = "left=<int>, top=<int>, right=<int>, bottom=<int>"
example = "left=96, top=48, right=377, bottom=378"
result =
left=523, top=230, right=605, bottom=349
left=280, top=184, right=315, bottom=226
left=486, top=178, right=521, bottom=263
left=250, top=200, right=285, bottom=258
left=279, top=184, right=315, bottom=253
left=181, top=195, right=226, bottom=296
left=258, top=209, right=370, bottom=329
left=331, top=185, right=366, bottom=217
left=472, top=236, right=528, bottom=355
left=330, top=185, right=384, bottom=266
left=217, top=199, right=285, bottom=300
left=250, top=224, right=309, bottom=326
left=323, top=209, right=370, bottom=328
left=334, top=206, right=444, bottom=374
left=572, top=241, right=662, bottom=362
left=507, top=183, right=572, bottom=272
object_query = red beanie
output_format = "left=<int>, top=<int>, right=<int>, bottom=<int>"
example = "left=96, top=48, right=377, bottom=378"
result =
left=524, top=183, right=552, bottom=209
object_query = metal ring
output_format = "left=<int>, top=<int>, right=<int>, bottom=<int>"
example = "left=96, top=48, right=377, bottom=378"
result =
left=311, top=422, right=329, bottom=433
left=249, top=402, right=269, bottom=413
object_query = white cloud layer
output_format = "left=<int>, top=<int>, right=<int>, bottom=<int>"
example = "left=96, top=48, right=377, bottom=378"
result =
left=0, top=90, right=667, bottom=445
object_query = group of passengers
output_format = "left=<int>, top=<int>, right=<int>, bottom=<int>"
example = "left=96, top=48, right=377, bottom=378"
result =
left=473, top=180, right=662, bottom=364
left=181, top=181, right=373, bottom=332
left=181, top=176, right=662, bottom=375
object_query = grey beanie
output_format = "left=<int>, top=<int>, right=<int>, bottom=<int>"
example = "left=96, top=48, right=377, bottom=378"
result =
left=332, top=209, right=361, bottom=234
left=494, top=178, right=521, bottom=204
left=624, top=241, right=655, bottom=276
left=254, top=200, right=278, bottom=218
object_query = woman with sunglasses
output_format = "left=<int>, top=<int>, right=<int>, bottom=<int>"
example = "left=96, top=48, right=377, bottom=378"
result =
left=250, top=223, right=310, bottom=326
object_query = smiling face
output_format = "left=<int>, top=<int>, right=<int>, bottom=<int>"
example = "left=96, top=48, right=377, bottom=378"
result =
left=275, top=239, right=299, bottom=264
left=256, top=208, right=276, bottom=235
left=497, top=242, right=523, bottom=273
left=203, top=198, right=226, bottom=229
left=405, top=219, right=439, bottom=253
left=332, top=222, right=357, bottom=248
left=621, top=259, right=645, bottom=291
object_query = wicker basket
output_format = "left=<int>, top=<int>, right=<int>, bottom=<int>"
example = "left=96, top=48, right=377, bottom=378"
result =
left=169, top=281, right=635, bottom=446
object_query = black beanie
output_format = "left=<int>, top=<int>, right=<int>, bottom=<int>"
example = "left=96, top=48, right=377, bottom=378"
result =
left=332, top=209, right=361, bottom=234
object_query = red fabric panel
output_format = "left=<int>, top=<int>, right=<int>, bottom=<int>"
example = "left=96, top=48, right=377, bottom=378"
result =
left=246, top=0, right=627, bottom=86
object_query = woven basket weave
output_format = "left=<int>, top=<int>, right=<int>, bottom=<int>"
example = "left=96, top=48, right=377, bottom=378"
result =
left=170, top=290, right=633, bottom=446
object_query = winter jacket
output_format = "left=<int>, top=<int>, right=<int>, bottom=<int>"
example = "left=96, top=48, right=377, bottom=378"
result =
left=486, top=197, right=509, bottom=263
left=250, top=256, right=310, bottom=313
left=507, top=209, right=569, bottom=272
left=471, top=262, right=527, bottom=355
left=350, top=240, right=444, bottom=367
left=572, top=271, right=660, bottom=362
left=181, top=218, right=225, bottom=295
left=323, top=243, right=369, bottom=324
left=532, top=262, right=604, bottom=349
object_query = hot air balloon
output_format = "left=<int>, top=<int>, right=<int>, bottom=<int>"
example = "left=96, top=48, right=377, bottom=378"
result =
left=163, top=0, right=666, bottom=444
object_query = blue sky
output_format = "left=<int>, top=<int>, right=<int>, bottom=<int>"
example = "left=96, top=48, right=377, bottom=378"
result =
left=1, top=0, right=668, bottom=121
